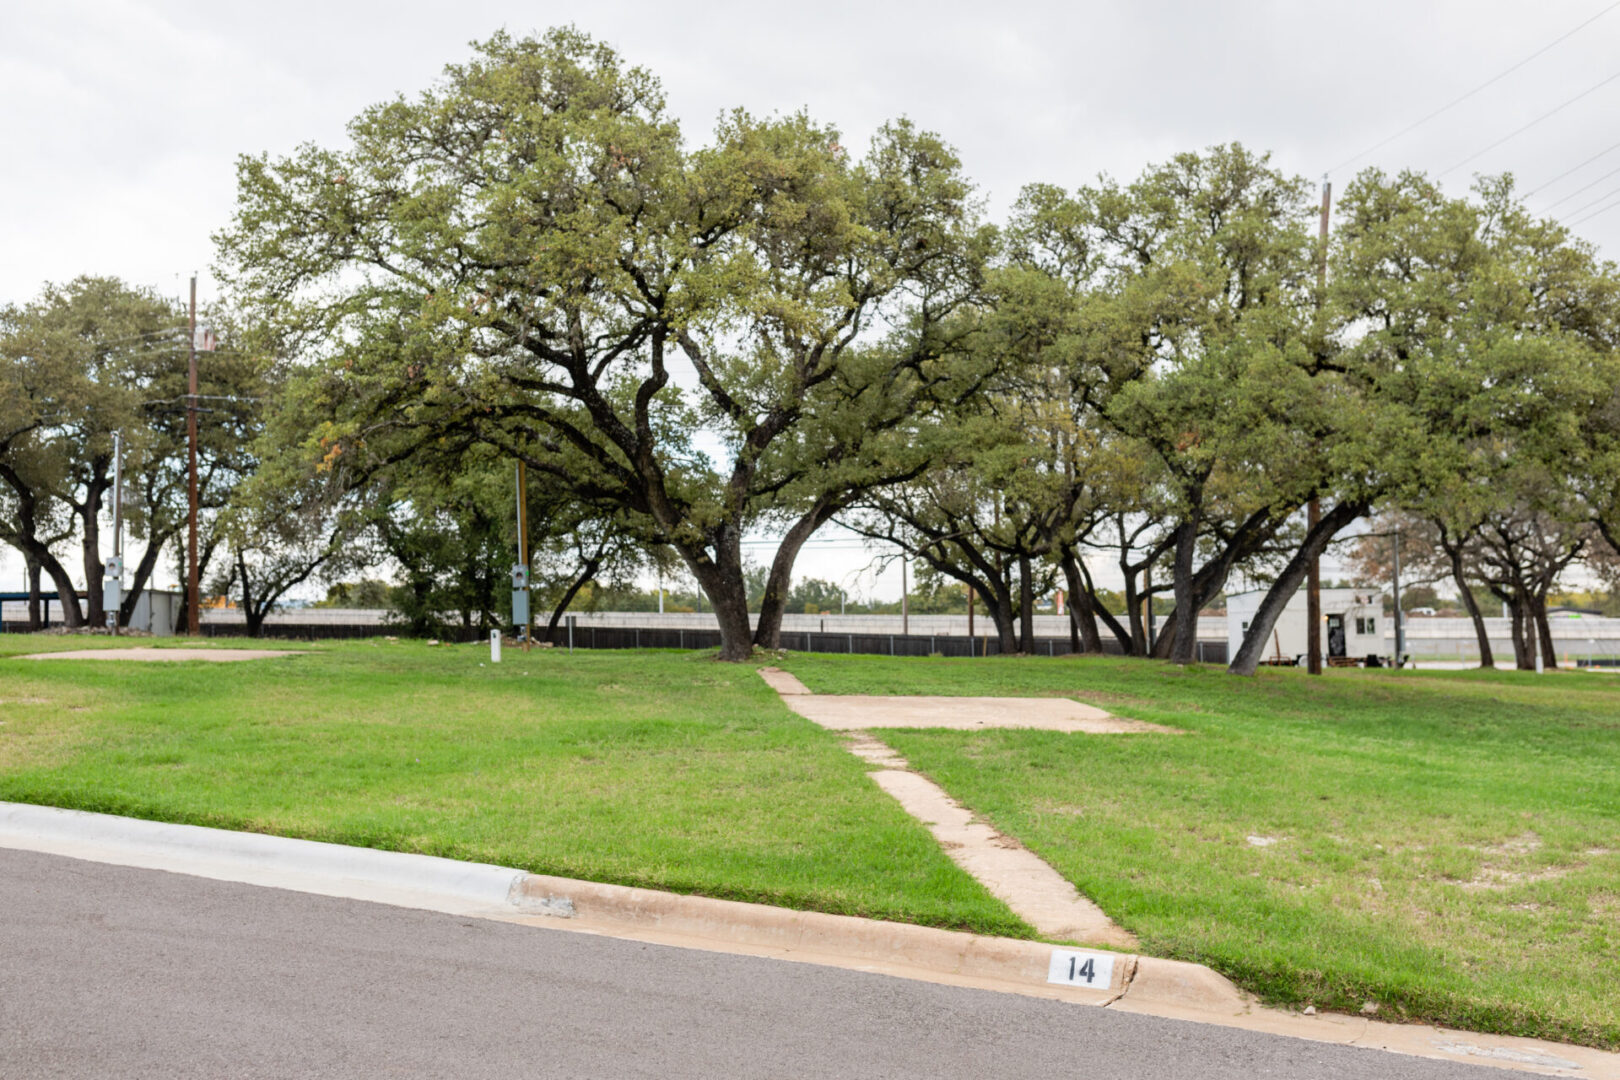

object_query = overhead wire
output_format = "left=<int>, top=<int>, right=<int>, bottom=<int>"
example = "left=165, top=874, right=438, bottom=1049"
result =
left=1438, top=67, right=1620, bottom=178
left=1567, top=191, right=1620, bottom=224
left=1539, top=160, right=1620, bottom=207
left=1522, top=137, right=1620, bottom=197
left=1556, top=178, right=1620, bottom=218
left=1329, top=0, right=1620, bottom=176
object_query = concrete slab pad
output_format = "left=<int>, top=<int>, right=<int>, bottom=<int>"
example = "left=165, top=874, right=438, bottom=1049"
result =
left=783, top=694, right=1176, bottom=733
left=15, top=647, right=302, bottom=662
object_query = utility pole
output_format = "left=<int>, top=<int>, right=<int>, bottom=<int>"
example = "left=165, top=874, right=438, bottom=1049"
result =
left=108, top=432, right=123, bottom=636
left=186, top=275, right=200, bottom=636
left=1307, top=179, right=1331, bottom=676
left=1392, top=527, right=1405, bottom=667
left=515, top=461, right=530, bottom=651
left=901, top=555, right=909, bottom=637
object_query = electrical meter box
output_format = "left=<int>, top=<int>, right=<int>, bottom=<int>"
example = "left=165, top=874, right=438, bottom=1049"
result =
left=511, top=564, right=530, bottom=630
left=103, top=556, right=124, bottom=612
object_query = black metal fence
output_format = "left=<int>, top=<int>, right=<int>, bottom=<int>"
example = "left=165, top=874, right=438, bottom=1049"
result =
left=539, top=622, right=1228, bottom=664
left=1, top=617, right=1229, bottom=664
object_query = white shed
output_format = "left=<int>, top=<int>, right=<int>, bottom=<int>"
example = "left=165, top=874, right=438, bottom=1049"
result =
left=1227, top=587, right=1384, bottom=666
left=128, top=589, right=182, bottom=636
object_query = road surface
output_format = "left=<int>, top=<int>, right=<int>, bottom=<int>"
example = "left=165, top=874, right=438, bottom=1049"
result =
left=0, top=847, right=1503, bottom=1079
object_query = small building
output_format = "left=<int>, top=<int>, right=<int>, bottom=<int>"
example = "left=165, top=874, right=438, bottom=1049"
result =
left=0, top=588, right=181, bottom=635
left=130, top=589, right=182, bottom=636
left=1226, top=588, right=1384, bottom=666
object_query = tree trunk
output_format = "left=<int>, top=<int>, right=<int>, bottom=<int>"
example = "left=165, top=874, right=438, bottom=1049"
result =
left=1229, top=500, right=1367, bottom=676
left=28, top=543, right=83, bottom=627
left=26, top=556, right=41, bottom=629
left=1121, top=567, right=1143, bottom=657
left=682, top=530, right=754, bottom=661
left=238, top=553, right=266, bottom=637
left=1445, top=540, right=1493, bottom=669
left=1506, top=595, right=1532, bottom=670
left=1168, top=520, right=1200, bottom=664
left=77, top=487, right=106, bottom=628
left=545, top=556, right=602, bottom=644
left=1060, top=553, right=1103, bottom=653
left=1077, top=556, right=1131, bottom=652
left=1534, top=594, right=1556, bottom=670
left=752, top=499, right=839, bottom=650
left=119, top=528, right=174, bottom=630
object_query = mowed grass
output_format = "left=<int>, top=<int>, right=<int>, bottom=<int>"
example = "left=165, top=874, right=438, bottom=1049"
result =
left=781, top=652, right=1620, bottom=1050
left=0, top=636, right=1027, bottom=935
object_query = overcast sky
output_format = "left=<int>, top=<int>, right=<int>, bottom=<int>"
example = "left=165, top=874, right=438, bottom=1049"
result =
left=5, top=0, right=1619, bottom=601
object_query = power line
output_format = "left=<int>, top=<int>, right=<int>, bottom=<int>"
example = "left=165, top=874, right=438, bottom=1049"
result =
left=1330, top=0, right=1620, bottom=175
left=1557, top=178, right=1620, bottom=218
left=1539, top=158, right=1620, bottom=207
left=1567, top=191, right=1620, bottom=225
left=1522, top=137, right=1620, bottom=197
left=1439, top=67, right=1620, bottom=178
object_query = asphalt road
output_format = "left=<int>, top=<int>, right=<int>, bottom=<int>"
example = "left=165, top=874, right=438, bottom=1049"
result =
left=0, top=847, right=1504, bottom=1080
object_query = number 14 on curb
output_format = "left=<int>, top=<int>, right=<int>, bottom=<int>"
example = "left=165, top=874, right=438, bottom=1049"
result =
left=1047, top=949, right=1115, bottom=989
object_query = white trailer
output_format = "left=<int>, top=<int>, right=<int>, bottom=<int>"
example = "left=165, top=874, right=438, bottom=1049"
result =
left=1227, top=588, right=1385, bottom=667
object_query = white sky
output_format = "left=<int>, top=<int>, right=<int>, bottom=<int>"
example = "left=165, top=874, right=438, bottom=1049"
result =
left=6, top=0, right=1620, bottom=601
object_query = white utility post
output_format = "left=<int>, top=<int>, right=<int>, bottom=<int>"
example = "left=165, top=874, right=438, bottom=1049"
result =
left=490, top=628, right=503, bottom=664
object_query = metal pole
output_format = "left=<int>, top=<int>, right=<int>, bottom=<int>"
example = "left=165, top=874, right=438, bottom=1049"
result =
left=1307, top=180, right=1331, bottom=677
left=516, top=462, right=530, bottom=651
left=111, top=431, right=122, bottom=636
left=185, top=275, right=199, bottom=636
left=901, top=556, right=909, bottom=637
left=1307, top=500, right=1322, bottom=674
left=1393, top=528, right=1405, bottom=667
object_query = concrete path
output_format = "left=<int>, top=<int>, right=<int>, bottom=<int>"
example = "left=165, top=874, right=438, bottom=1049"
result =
left=760, top=667, right=1143, bottom=947
left=844, top=732, right=1138, bottom=949
left=14, top=647, right=301, bottom=662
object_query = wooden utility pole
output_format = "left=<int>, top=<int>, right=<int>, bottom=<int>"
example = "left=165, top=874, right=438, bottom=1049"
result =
left=186, top=275, right=200, bottom=636
left=1307, top=180, right=1331, bottom=676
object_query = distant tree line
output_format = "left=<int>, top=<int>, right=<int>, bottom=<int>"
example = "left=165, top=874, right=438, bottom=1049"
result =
left=5, top=28, right=1618, bottom=670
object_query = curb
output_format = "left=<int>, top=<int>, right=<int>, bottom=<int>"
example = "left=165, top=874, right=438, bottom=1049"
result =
left=0, top=802, right=1244, bottom=1013
left=2, top=802, right=1613, bottom=1077
left=0, top=802, right=526, bottom=910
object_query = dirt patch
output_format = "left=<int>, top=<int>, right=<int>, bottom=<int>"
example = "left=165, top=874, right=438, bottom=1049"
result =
left=14, top=647, right=302, bottom=662
left=1458, top=865, right=1573, bottom=891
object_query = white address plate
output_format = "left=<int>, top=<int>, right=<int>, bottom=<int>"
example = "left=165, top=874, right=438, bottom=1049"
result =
left=1047, top=948, right=1116, bottom=989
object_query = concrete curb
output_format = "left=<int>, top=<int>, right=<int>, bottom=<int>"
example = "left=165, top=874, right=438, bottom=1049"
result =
left=2, top=802, right=1613, bottom=1077
left=0, top=802, right=526, bottom=911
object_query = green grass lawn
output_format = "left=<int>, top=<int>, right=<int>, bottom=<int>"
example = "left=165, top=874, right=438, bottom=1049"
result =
left=780, top=652, right=1620, bottom=1050
left=4, top=636, right=1617, bottom=1049
left=0, top=636, right=1026, bottom=935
